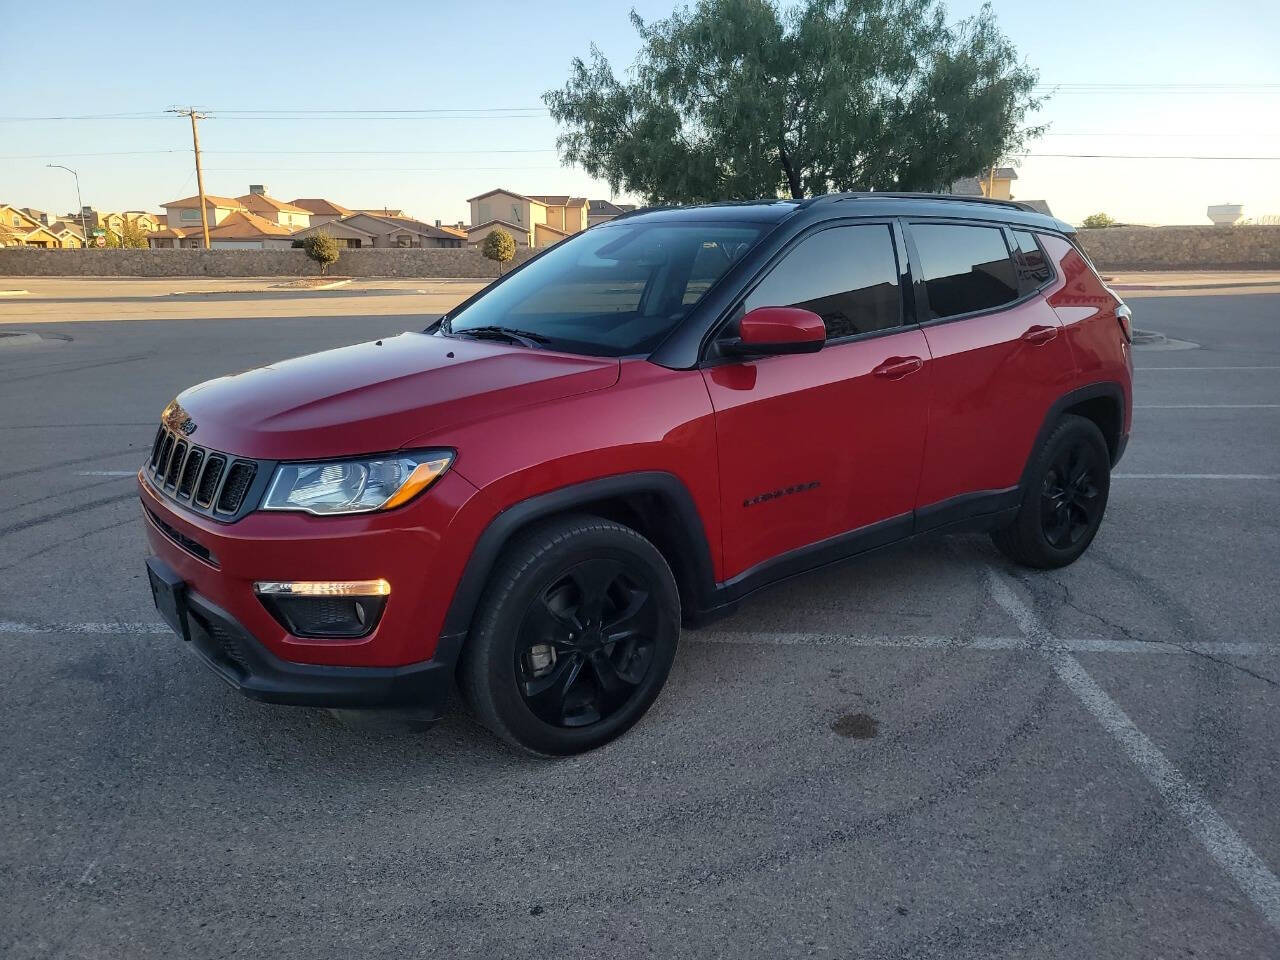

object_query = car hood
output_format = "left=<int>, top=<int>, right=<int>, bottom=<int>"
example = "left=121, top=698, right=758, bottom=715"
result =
left=174, top=332, right=620, bottom=460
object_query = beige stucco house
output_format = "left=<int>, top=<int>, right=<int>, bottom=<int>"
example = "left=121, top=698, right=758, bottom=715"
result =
left=465, top=189, right=589, bottom=248
left=161, top=194, right=248, bottom=232
left=237, top=186, right=312, bottom=229
left=290, top=198, right=353, bottom=226
left=292, top=213, right=463, bottom=249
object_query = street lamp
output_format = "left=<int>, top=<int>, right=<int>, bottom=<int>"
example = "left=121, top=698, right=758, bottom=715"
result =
left=46, top=164, right=88, bottom=247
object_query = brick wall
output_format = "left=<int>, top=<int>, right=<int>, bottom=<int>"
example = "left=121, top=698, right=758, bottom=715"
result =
left=0, top=247, right=539, bottom=278
left=1075, top=226, right=1280, bottom=271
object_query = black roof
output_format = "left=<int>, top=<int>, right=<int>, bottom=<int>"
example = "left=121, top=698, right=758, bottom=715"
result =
left=612, top=192, right=1070, bottom=233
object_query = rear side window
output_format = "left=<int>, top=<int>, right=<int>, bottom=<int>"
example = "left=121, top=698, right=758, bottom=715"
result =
left=911, top=223, right=1019, bottom=320
left=1011, top=229, right=1053, bottom=286
left=744, top=224, right=900, bottom=339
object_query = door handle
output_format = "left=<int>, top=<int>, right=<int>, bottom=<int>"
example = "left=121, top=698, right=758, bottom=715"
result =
left=872, top=356, right=924, bottom=379
left=1021, top=325, right=1059, bottom=345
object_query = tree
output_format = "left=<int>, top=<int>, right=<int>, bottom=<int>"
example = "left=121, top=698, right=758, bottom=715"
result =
left=301, top=232, right=340, bottom=275
left=544, top=0, right=1042, bottom=203
left=1081, top=212, right=1116, bottom=229
left=481, top=229, right=516, bottom=276
left=120, top=220, right=150, bottom=249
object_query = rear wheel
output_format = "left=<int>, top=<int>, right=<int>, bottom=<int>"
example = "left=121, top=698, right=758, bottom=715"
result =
left=458, top=515, right=680, bottom=755
left=991, top=414, right=1111, bottom=569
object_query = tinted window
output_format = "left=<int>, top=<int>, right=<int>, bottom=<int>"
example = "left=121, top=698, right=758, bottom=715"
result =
left=1011, top=229, right=1053, bottom=285
left=911, top=223, right=1019, bottom=320
left=744, top=224, right=900, bottom=339
left=444, top=222, right=762, bottom=356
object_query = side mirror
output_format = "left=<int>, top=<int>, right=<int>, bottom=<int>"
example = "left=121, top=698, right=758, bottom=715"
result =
left=724, top=306, right=826, bottom=357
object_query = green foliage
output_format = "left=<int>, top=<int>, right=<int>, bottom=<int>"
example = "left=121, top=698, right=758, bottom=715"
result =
left=481, top=229, right=517, bottom=275
left=1081, top=212, right=1116, bottom=229
left=302, top=232, right=340, bottom=274
left=119, top=220, right=150, bottom=249
left=544, top=0, right=1042, bottom=203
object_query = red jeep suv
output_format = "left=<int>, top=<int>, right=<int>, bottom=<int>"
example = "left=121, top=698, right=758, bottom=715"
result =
left=141, top=193, right=1132, bottom=754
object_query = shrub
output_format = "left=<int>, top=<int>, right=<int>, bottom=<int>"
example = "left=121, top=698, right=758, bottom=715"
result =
left=481, top=228, right=516, bottom=276
left=1081, top=212, right=1116, bottom=229
left=301, top=232, right=340, bottom=275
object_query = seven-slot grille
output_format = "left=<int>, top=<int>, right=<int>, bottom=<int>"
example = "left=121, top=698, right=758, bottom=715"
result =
left=147, top=425, right=258, bottom=518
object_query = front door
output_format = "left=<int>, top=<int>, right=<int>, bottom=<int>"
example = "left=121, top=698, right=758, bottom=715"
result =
left=702, top=222, right=931, bottom=581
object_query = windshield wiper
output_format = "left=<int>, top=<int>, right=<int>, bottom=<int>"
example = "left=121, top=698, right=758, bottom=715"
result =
left=447, top=325, right=552, bottom=349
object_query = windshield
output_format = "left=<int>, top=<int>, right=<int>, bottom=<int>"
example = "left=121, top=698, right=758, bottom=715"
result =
left=442, top=221, right=764, bottom=356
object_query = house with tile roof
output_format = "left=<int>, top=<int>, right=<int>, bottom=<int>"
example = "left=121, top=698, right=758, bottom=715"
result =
left=0, top=204, right=80, bottom=247
left=465, top=189, right=589, bottom=248
left=149, top=210, right=295, bottom=249
left=161, top=194, right=249, bottom=234
left=946, top=167, right=1053, bottom=216
left=292, top=212, right=464, bottom=249
left=290, top=198, right=353, bottom=226
left=237, top=186, right=312, bottom=229
left=588, top=199, right=639, bottom=226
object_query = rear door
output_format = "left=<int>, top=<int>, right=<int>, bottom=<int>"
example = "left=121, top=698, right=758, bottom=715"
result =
left=905, top=220, right=1076, bottom=523
left=702, top=221, right=931, bottom=581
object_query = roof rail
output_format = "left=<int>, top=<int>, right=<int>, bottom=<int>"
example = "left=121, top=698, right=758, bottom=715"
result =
left=815, top=191, right=1038, bottom=213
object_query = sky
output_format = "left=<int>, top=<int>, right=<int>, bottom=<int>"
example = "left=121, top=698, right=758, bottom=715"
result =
left=2, top=0, right=1278, bottom=227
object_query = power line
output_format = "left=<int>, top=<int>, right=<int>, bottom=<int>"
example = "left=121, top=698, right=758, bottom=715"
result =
left=3, top=148, right=557, bottom=160
left=1017, top=152, right=1280, bottom=160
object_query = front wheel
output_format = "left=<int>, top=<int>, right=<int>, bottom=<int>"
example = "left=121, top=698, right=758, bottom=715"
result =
left=991, top=414, right=1111, bottom=569
left=458, top=515, right=680, bottom=755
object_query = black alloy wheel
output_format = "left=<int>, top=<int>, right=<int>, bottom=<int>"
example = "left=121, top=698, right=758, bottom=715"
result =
left=991, top=413, right=1111, bottom=569
left=516, top=559, right=660, bottom=728
left=1039, top=442, right=1104, bottom=548
left=459, top=514, right=680, bottom=755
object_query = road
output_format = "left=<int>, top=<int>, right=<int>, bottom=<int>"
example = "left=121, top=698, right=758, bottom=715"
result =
left=1, top=281, right=1278, bottom=958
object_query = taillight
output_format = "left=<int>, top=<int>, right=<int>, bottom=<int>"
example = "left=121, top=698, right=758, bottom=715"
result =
left=1115, top=303, right=1133, bottom=343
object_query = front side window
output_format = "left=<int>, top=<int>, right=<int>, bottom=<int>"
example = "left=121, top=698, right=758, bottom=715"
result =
left=911, top=223, right=1019, bottom=320
left=444, top=221, right=763, bottom=356
left=744, top=224, right=901, bottom=339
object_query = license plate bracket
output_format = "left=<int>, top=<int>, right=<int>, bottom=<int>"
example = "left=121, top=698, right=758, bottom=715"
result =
left=146, top=556, right=191, bottom=642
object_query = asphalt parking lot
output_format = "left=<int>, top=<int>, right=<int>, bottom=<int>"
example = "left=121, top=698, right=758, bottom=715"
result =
left=2, top=280, right=1278, bottom=958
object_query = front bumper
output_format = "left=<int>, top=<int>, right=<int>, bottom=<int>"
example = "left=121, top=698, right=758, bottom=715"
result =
left=139, top=467, right=484, bottom=669
left=147, top=555, right=462, bottom=711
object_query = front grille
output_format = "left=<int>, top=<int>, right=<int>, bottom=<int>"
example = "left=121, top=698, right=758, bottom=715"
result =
left=194, top=455, right=225, bottom=507
left=216, top=462, right=256, bottom=514
left=143, top=422, right=268, bottom=522
left=177, top=448, right=204, bottom=499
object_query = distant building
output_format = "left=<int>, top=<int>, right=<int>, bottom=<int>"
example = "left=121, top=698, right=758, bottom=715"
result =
left=237, top=186, right=312, bottom=229
left=161, top=194, right=249, bottom=232
left=465, top=189, right=589, bottom=248
left=0, top=204, right=80, bottom=247
left=292, top=212, right=464, bottom=249
left=588, top=199, right=638, bottom=226
left=150, top=209, right=295, bottom=249
left=290, top=198, right=354, bottom=227
left=1207, top=203, right=1244, bottom=226
left=947, top=167, right=1052, bottom=216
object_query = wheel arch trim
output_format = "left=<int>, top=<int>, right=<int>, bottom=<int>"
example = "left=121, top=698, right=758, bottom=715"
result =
left=440, top=471, right=718, bottom=639
left=1021, top=381, right=1127, bottom=493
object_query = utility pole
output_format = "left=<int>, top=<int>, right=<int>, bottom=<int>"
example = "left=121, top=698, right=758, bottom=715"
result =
left=46, top=164, right=88, bottom=247
left=168, top=107, right=211, bottom=248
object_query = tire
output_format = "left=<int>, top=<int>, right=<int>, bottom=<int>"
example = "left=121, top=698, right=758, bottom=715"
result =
left=458, top=514, right=681, bottom=755
left=991, top=414, right=1111, bottom=569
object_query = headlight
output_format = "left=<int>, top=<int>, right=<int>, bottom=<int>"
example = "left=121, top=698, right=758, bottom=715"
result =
left=261, top=450, right=453, bottom=515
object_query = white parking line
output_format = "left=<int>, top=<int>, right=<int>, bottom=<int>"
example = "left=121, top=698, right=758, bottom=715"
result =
left=1113, top=474, right=1280, bottom=481
left=985, top=569, right=1280, bottom=933
left=693, top=631, right=1271, bottom=657
left=75, top=470, right=136, bottom=477
left=1136, top=404, right=1280, bottom=409
left=1138, top=366, right=1280, bottom=371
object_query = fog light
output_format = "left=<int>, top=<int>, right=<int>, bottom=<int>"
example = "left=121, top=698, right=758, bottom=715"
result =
left=254, top=580, right=389, bottom=638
